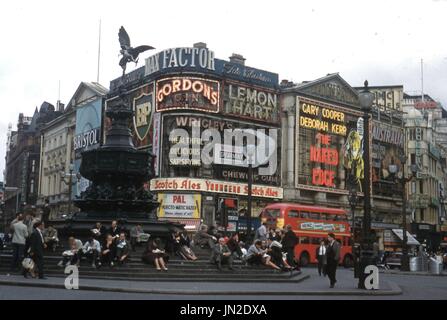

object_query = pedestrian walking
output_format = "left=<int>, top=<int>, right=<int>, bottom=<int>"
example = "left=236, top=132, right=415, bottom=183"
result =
left=28, top=221, right=47, bottom=279
left=326, top=233, right=340, bottom=288
left=10, top=213, right=28, bottom=272
left=315, top=240, right=327, bottom=276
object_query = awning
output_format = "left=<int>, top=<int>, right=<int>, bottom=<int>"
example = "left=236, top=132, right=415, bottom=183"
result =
left=392, top=229, right=421, bottom=246
left=158, top=218, right=201, bottom=232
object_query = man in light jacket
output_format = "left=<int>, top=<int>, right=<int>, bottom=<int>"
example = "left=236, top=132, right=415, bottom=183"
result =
left=10, top=213, right=28, bottom=271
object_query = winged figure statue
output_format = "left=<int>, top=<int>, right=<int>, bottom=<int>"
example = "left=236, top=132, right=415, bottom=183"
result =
left=118, top=26, right=155, bottom=76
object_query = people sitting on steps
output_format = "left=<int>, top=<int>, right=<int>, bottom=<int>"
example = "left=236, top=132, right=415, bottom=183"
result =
left=82, top=234, right=102, bottom=268
left=130, top=224, right=144, bottom=252
left=43, top=224, right=59, bottom=252
left=109, top=220, right=122, bottom=238
left=226, top=233, right=244, bottom=260
left=101, top=234, right=117, bottom=267
left=266, top=238, right=293, bottom=271
left=193, top=224, right=217, bottom=250
left=246, top=239, right=281, bottom=271
left=58, top=236, right=83, bottom=267
left=115, top=232, right=130, bottom=265
left=91, top=222, right=107, bottom=244
left=142, top=237, right=169, bottom=271
left=211, top=237, right=233, bottom=271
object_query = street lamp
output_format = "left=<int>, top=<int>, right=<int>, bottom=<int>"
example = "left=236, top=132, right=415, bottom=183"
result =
left=357, top=80, right=375, bottom=289
left=389, top=151, right=418, bottom=271
left=348, top=186, right=359, bottom=239
left=246, top=145, right=256, bottom=242
left=60, top=163, right=79, bottom=217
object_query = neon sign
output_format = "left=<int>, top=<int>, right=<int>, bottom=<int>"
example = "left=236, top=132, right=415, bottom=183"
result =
left=310, top=133, right=338, bottom=188
left=156, top=77, right=220, bottom=113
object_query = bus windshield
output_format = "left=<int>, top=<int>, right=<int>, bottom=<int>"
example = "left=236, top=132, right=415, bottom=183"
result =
left=264, top=209, right=281, bottom=218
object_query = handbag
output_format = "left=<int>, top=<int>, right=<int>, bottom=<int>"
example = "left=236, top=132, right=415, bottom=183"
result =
left=22, top=257, right=35, bottom=270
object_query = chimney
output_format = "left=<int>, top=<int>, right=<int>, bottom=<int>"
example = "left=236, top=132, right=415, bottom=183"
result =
left=57, top=100, right=65, bottom=112
left=229, top=53, right=246, bottom=66
left=280, top=79, right=294, bottom=88
left=193, top=42, right=207, bottom=49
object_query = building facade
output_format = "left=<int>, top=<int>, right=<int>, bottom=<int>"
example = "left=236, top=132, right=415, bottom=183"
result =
left=37, top=102, right=75, bottom=219
left=402, top=93, right=447, bottom=249
left=4, top=103, right=61, bottom=221
left=106, top=43, right=283, bottom=232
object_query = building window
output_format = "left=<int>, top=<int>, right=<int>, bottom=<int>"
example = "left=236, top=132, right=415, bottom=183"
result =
left=420, top=209, right=425, bottom=222
left=409, top=128, right=416, bottom=140
left=419, top=180, right=424, bottom=194
left=30, top=179, right=34, bottom=193
left=410, top=154, right=416, bottom=165
left=411, top=181, right=416, bottom=193
left=31, top=160, right=36, bottom=173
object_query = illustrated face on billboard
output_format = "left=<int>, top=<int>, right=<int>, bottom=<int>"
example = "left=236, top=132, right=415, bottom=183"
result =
left=342, top=130, right=365, bottom=191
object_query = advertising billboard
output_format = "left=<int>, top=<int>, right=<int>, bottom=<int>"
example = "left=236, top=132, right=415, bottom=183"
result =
left=104, top=83, right=155, bottom=149
left=157, top=193, right=201, bottom=219
left=155, top=77, right=220, bottom=113
left=222, top=82, right=279, bottom=123
left=295, top=97, right=363, bottom=193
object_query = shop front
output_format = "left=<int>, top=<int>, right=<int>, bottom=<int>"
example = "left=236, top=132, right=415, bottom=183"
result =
left=411, top=222, right=442, bottom=251
left=151, top=177, right=283, bottom=233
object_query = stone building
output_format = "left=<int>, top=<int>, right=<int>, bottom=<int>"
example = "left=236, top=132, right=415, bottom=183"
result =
left=4, top=103, right=61, bottom=221
left=402, top=93, right=447, bottom=249
left=37, top=82, right=108, bottom=220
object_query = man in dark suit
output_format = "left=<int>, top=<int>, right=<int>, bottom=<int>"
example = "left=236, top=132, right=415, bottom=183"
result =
left=326, top=233, right=340, bottom=288
left=29, top=221, right=47, bottom=279
left=109, top=220, right=121, bottom=238
left=211, top=238, right=233, bottom=270
left=282, top=224, right=299, bottom=269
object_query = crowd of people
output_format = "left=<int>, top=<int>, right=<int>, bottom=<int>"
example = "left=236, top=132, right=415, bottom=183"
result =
left=7, top=213, right=343, bottom=288
left=191, top=223, right=302, bottom=273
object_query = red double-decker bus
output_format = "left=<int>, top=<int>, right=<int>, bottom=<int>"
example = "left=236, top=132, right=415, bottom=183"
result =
left=260, top=203, right=353, bottom=267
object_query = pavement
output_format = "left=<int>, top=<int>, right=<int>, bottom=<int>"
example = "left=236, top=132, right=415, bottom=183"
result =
left=379, top=269, right=447, bottom=276
left=0, top=268, right=402, bottom=296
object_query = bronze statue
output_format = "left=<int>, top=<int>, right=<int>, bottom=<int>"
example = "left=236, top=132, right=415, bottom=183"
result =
left=119, top=26, right=155, bottom=76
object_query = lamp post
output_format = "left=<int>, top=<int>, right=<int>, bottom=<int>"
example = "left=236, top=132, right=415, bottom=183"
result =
left=357, top=80, right=375, bottom=289
left=348, top=186, right=359, bottom=239
left=61, top=163, right=79, bottom=217
left=348, top=185, right=360, bottom=276
left=389, top=151, right=418, bottom=271
left=246, top=145, right=255, bottom=242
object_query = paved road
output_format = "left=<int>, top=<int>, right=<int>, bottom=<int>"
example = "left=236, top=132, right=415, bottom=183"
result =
left=0, top=269, right=446, bottom=300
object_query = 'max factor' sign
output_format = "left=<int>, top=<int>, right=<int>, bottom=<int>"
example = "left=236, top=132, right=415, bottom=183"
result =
left=144, top=47, right=278, bottom=88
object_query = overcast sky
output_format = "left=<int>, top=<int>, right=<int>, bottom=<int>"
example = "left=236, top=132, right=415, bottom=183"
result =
left=1, top=0, right=446, bottom=178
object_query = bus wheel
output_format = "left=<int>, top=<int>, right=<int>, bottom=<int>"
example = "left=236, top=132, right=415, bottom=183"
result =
left=343, top=254, right=353, bottom=268
left=299, top=252, right=310, bottom=267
